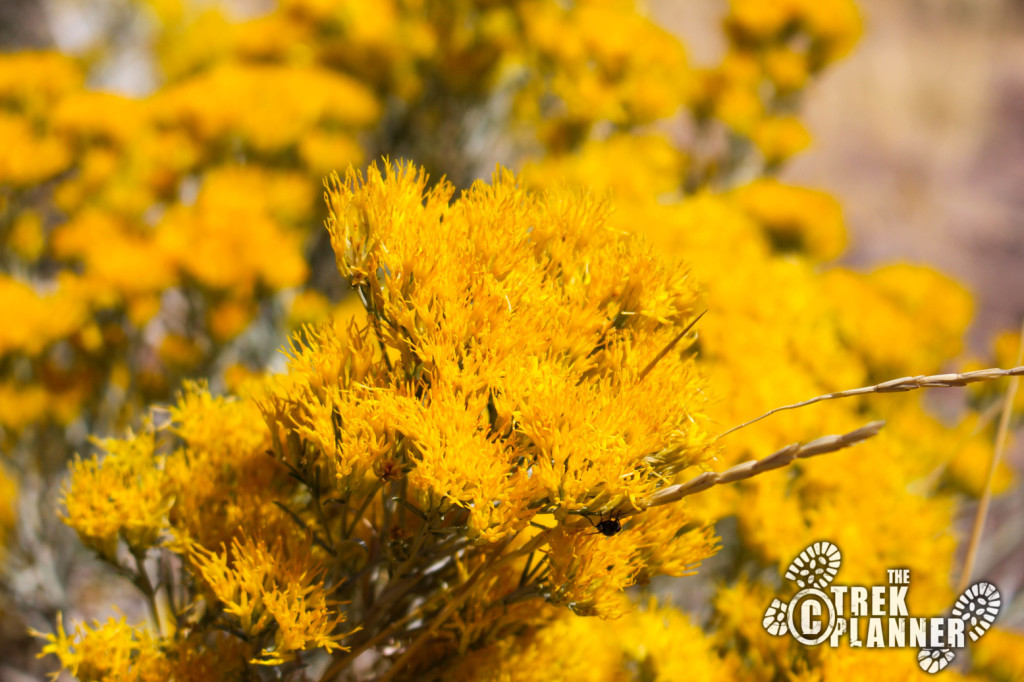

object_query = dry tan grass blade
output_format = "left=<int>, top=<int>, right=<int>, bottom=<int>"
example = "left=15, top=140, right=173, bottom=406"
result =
left=717, top=366, right=1024, bottom=440
left=638, top=310, right=707, bottom=381
left=638, top=421, right=886, bottom=512
left=959, top=323, right=1024, bottom=593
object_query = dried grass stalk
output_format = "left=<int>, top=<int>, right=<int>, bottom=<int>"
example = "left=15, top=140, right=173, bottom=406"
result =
left=959, top=327, right=1024, bottom=592
left=639, top=420, right=886, bottom=512
left=717, top=366, right=1024, bottom=440
left=638, top=310, right=706, bottom=381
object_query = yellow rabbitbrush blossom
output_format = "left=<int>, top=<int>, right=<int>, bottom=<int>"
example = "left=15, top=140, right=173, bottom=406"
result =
left=33, top=615, right=165, bottom=681
left=822, top=264, right=974, bottom=377
left=0, top=9, right=386, bottom=476
left=973, top=627, right=1024, bottom=682
left=61, top=430, right=170, bottom=560
left=516, top=0, right=690, bottom=148
left=727, top=0, right=862, bottom=66
left=688, top=0, right=862, bottom=181
left=321, top=161, right=711, bottom=520
left=545, top=504, right=716, bottom=618
left=0, top=11, right=781, bottom=657
left=0, top=0, right=853, bottom=496
left=33, top=615, right=251, bottom=680
left=0, top=113, right=71, bottom=186
left=189, top=534, right=352, bottom=665
left=731, top=178, right=846, bottom=260
left=162, top=384, right=292, bottom=552
left=152, top=63, right=379, bottom=153
left=446, top=598, right=736, bottom=681
left=0, top=275, right=89, bottom=357
left=49, top=161, right=723, bottom=679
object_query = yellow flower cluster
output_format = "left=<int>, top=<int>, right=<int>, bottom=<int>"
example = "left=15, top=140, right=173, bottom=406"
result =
left=154, top=64, right=378, bottom=156
left=141, top=0, right=694, bottom=165
left=692, top=0, right=861, bottom=171
left=731, top=178, right=847, bottom=260
left=447, top=599, right=736, bottom=681
left=48, top=163, right=724, bottom=676
left=516, top=0, right=689, bottom=149
left=0, top=0, right=850, bottom=458
left=190, top=535, right=350, bottom=665
left=49, top=152, right=1023, bottom=678
left=33, top=615, right=249, bottom=680
left=6, top=6, right=731, bottom=670
left=973, top=626, right=1024, bottom=682
left=728, top=0, right=862, bottom=67
left=0, top=275, right=88, bottom=357
left=61, top=430, right=170, bottom=560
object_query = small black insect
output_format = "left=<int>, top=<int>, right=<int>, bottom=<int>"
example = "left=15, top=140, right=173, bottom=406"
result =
left=587, top=511, right=623, bottom=537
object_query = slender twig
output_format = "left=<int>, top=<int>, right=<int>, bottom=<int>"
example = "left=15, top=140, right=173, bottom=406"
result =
left=397, top=479, right=410, bottom=527
left=131, top=548, right=163, bottom=638
left=717, top=366, right=1024, bottom=440
left=640, top=421, right=885, bottom=512
left=358, top=281, right=395, bottom=374
left=344, top=480, right=385, bottom=539
left=522, top=554, right=549, bottom=587
left=638, top=310, right=707, bottom=381
left=959, top=322, right=1024, bottom=592
left=377, top=540, right=512, bottom=682
left=501, top=584, right=541, bottom=605
left=158, top=549, right=182, bottom=632
left=274, top=501, right=336, bottom=556
left=368, top=518, right=445, bottom=625
left=389, top=514, right=432, bottom=580
left=317, top=589, right=445, bottom=682
left=313, top=472, right=336, bottom=550
left=318, top=537, right=513, bottom=682
left=518, top=551, right=535, bottom=588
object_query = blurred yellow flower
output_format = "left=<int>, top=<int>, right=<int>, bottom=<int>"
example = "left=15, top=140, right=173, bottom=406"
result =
left=153, top=63, right=379, bottom=152
left=0, top=51, right=82, bottom=114
left=731, top=178, right=846, bottom=260
left=751, top=115, right=813, bottom=165
left=0, top=275, right=88, bottom=357
left=0, top=113, right=71, bottom=186
left=61, top=430, right=170, bottom=559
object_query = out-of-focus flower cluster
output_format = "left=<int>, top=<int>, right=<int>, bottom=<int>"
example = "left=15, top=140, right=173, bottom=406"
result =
left=693, top=0, right=861, bottom=173
left=2, top=0, right=1021, bottom=680
left=0, top=47, right=375, bottom=450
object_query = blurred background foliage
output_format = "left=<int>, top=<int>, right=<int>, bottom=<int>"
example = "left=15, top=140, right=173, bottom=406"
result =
left=1, top=0, right=1023, bottom=679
